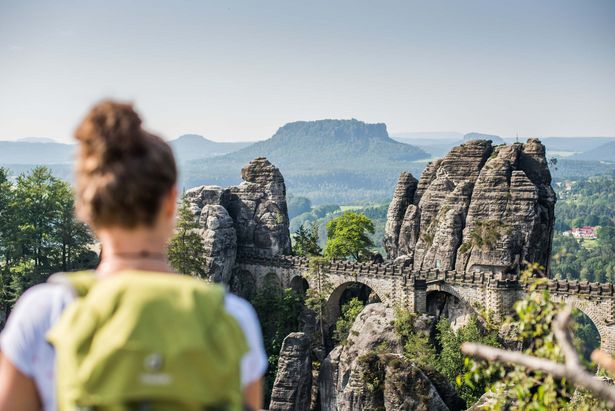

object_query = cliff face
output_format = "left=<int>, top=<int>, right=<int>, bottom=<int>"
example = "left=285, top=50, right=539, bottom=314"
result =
left=269, top=333, right=312, bottom=411
left=184, top=157, right=291, bottom=283
left=384, top=139, right=556, bottom=273
left=319, top=304, right=463, bottom=411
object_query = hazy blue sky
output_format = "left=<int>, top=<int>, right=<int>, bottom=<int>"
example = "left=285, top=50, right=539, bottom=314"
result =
left=1, top=0, right=614, bottom=142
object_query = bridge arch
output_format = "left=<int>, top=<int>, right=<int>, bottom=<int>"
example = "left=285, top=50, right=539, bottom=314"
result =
left=262, top=272, right=282, bottom=290
left=324, top=281, right=382, bottom=327
left=290, top=275, right=309, bottom=295
left=561, top=298, right=606, bottom=353
left=426, top=283, right=480, bottom=331
left=230, top=269, right=257, bottom=300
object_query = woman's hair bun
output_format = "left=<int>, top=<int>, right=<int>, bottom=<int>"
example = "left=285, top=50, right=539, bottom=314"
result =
left=75, top=100, right=146, bottom=165
left=74, top=99, right=177, bottom=228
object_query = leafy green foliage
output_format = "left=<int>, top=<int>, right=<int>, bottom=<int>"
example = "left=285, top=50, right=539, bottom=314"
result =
left=393, top=308, right=438, bottom=367
left=554, top=176, right=614, bottom=232
left=324, top=212, right=375, bottom=261
left=435, top=317, right=499, bottom=404
left=393, top=307, right=499, bottom=405
left=304, top=256, right=333, bottom=348
left=334, top=297, right=365, bottom=344
left=551, top=227, right=615, bottom=283
left=290, top=203, right=388, bottom=254
left=573, top=309, right=601, bottom=363
left=167, top=198, right=208, bottom=278
left=292, top=222, right=322, bottom=257
left=250, top=283, right=304, bottom=406
left=0, top=166, right=97, bottom=314
left=551, top=176, right=615, bottom=282
left=462, top=287, right=607, bottom=410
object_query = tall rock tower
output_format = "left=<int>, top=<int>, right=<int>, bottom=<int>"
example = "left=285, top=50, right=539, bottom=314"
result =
left=384, top=139, right=556, bottom=274
left=184, top=157, right=292, bottom=283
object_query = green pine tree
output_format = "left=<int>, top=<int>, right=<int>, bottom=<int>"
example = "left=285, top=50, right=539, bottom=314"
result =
left=168, top=198, right=208, bottom=279
left=292, top=222, right=322, bottom=257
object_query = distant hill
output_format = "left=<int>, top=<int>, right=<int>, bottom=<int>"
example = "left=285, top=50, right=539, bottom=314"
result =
left=168, top=134, right=252, bottom=163
left=390, top=131, right=463, bottom=141
left=571, top=141, right=615, bottom=162
left=182, top=119, right=430, bottom=204
left=0, top=140, right=75, bottom=164
left=540, top=137, right=615, bottom=153
left=17, top=137, right=58, bottom=143
left=463, top=132, right=505, bottom=144
left=393, top=131, right=504, bottom=158
left=0, top=134, right=250, bottom=170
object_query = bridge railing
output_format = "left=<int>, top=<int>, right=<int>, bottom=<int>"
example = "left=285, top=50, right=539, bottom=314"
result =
left=527, top=278, right=615, bottom=298
left=235, top=249, right=615, bottom=299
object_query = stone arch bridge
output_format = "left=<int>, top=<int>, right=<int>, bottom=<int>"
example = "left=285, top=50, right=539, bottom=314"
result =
left=235, top=250, right=615, bottom=353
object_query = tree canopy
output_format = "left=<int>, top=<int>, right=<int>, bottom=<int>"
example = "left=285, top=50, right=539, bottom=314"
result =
left=0, top=166, right=97, bottom=314
left=292, top=222, right=322, bottom=257
left=324, top=212, right=375, bottom=261
left=167, top=198, right=207, bottom=279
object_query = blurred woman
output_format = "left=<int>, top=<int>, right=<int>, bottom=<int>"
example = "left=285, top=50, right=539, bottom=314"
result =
left=0, top=101, right=267, bottom=411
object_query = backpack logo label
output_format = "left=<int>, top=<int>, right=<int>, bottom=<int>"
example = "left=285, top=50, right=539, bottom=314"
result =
left=144, top=353, right=163, bottom=372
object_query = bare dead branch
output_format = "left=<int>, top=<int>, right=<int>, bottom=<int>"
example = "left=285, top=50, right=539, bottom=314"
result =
left=552, top=305, right=582, bottom=370
left=462, top=342, right=615, bottom=408
left=592, top=349, right=615, bottom=376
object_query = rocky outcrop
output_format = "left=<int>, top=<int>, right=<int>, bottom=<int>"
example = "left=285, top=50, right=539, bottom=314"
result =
left=184, top=157, right=291, bottom=283
left=197, top=205, right=236, bottom=283
left=228, top=157, right=291, bottom=256
left=384, top=172, right=418, bottom=259
left=269, top=332, right=313, bottom=411
left=320, top=304, right=460, bottom=411
left=385, top=139, right=556, bottom=274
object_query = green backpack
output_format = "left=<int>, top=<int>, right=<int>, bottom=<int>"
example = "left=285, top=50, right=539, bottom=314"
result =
left=46, top=271, right=248, bottom=411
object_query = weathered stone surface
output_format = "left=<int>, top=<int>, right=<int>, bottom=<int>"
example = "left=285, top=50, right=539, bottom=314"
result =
left=320, top=303, right=454, bottom=411
left=228, top=157, right=291, bottom=256
left=383, top=356, right=450, bottom=411
left=385, top=139, right=556, bottom=274
left=184, top=157, right=292, bottom=284
left=384, top=172, right=418, bottom=259
left=269, top=332, right=313, bottom=411
left=427, top=291, right=477, bottom=332
left=197, top=205, right=236, bottom=283
left=456, top=141, right=556, bottom=273
left=319, top=346, right=341, bottom=411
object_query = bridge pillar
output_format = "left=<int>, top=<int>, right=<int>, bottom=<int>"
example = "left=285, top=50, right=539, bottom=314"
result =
left=486, top=279, right=522, bottom=322
left=410, top=279, right=427, bottom=314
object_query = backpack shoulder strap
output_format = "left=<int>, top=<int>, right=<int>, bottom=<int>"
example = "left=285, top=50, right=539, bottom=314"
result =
left=47, top=271, right=97, bottom=297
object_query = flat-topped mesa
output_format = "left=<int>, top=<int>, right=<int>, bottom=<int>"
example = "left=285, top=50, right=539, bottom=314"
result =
left=385, top=138, right=556, bottom=274
left=184, top=157, right=292, bottom=283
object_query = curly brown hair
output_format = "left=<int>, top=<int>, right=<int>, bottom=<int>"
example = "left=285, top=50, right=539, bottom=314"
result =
left=74, top=100, right=177, bottom=228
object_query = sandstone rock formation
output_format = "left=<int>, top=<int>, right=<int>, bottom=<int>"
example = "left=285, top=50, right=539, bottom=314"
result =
left=269, top=332, right=313, bottom=411
left=384, top=139, right=556, bottom=274
left=228, top=157, right=291, bottom=256
left=319, top=303, right=461, bottom=411
left=184, top=157, right=291, bottom=283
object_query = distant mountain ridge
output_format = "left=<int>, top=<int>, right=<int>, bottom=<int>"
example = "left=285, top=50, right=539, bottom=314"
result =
left=0, top=134, right=250, bottom=166
left=232, top=119, right=428, bottom=166
left=169, top=134, right=252, bottom=163
left=463, top=132, right=505, bottom=144
left=182, top=119, right=430, bottom=204
left=571, top=141, right=615, bottom=162
left=0, top=141, right=75, bottom=164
